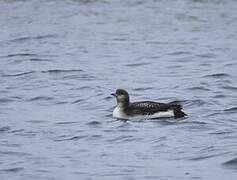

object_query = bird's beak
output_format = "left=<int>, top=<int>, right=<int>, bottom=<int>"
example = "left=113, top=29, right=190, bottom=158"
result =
left=111, top=93, right=116, bottom=97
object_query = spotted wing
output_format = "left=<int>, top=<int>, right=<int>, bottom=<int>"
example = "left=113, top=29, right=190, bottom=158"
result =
left=128, top=101, right=182, bottom=115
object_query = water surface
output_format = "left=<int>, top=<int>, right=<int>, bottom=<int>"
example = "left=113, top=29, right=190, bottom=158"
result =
left=1, top=0, right=237, bottom=179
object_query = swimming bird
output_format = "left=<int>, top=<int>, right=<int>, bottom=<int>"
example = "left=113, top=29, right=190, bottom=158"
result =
left=111, top=89, right=186, bottom=120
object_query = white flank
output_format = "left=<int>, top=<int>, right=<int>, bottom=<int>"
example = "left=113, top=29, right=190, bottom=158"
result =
left=112, top=107, right=174, bottom=120
left=147, top=110, right=174, bottom=119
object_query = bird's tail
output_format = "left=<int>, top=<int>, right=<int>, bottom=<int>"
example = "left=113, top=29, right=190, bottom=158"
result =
left=173, top=109, right=187, bottom=118
left=168, top=103, right=187, bottom=119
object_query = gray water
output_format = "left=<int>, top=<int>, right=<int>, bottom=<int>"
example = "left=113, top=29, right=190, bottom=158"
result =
left=1, top=0, right=237, bottom=179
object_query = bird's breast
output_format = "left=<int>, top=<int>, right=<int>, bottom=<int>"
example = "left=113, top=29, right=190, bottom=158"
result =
left=113, top=107, right=128, bottom=119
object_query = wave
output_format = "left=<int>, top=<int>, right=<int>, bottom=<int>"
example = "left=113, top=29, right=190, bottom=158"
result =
left=224, top=107, right=237, bottom=113
left=186, top=86, right=210, bottom=91
left=3, top=69, right=83, bottom=77
left=4, top=53, right=37, bottom=58
left=54, top=135, right=87, bottom=142
left=184, top=99, right=207, bottom=107
left=221, top=85, right=237, bottom=91
left=125, top=62, right=151, bottom=67
left=0, top=98, right=14, bottom=104
left=223, top=157, right=237, bottom=169
left=0, top=126, right=11, bottom=133
left=86, top=121, right=101, bottom=126
left=203, top=73, right=231, bottom=78
left=41, top=69, right=83, bottom=74
left=27, top=96, right=54, bottom=102
left=1, top=167, right=24, bottom=172
left=3, top=71, right=35, bottom=77
left=8, top=34, right=57, bottom=43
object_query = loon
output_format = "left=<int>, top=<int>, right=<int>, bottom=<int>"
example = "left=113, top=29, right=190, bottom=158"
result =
left=111, top=89, right=186, bottom=120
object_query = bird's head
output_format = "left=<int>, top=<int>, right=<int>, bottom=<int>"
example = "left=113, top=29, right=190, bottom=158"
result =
left=111, top=89, right=129, bottom=108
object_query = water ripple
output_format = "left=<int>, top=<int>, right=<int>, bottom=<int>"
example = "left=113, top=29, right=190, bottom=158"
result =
left=71, top=98, right=85, bottom=104
left=224, top=107, right=237, bottom=113
left=86, top=121, right=102, bottom=126
left=166, top=51, right=192, bottom=56
left=0, top=126, right=11, bottom=133
left=3, top=71, right=35, bottom=77
left=221, top=85, right=237, bottom=91
left=189, top=152, right=229, bottom=161
left=106, top=135, right=141, bottom=143
left=212, top=94, right=227, bottom=99
left=0, top=151, right=31, bottom=156
left=29, top=58, right=52, bottom=62
left=223, top=157, right=237, bottom=169
left=8, top=34, right=57, bottom=43
left=125, top=62, right=151, bottom=67
left=27, top=96, right=54, bottom=102
left=0, top=98, right=14, bottom=104
left=41, top=69, right=83, bottom=74
left=54, top=135, right=88, bottom=142
left=196, top=53, right=217, bottom=59
left=186, top=86, right=210, bottom=91
left=133, top=87, right=153, bottom=91
left=209, top=129, right=234, bottom=135
left=55, top=121, right=79, bottom=125
left=3, top=53, right=37, bottom=58
left=0, top=167, right=24, bottom=173
left=203, top=73, right=231, bottom=78
left=185, top=99, right=207, bottom=107
left=2, top=69, right=83, bottom=77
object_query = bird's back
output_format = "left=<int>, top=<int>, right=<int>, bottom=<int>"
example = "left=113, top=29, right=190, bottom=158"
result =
left=125, top=101, right=186, bottom=118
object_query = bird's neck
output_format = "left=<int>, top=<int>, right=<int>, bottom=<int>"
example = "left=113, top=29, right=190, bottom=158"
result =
left=117, top=101, right=129, bottom=109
